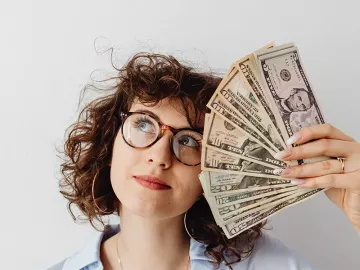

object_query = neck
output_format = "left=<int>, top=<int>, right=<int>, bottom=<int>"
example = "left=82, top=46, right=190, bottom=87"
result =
left=101, top=204, right=191, bottom=270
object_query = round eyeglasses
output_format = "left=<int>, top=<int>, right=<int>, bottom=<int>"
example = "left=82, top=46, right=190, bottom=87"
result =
left=120, top=112, right=203, bottom=166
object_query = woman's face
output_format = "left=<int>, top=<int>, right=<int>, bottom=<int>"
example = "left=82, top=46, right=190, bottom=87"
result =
left=110, top=98, right=203, bottom=219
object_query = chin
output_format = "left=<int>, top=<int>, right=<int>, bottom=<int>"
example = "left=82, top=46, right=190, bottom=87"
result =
left=119, top=191, right=174, bottom=218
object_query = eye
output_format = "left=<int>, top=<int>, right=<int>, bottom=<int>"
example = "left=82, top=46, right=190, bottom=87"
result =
left=132, top=116, right=156, bottom=134
left=178, top=135, right=200, bottom=147
left=298, top=96, right=302, bottom=101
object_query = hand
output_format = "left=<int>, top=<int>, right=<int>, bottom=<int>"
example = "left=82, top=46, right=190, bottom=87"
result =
left=274, top=124, right=360, bottom=235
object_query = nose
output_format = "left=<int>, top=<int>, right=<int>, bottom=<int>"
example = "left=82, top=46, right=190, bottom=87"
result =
left=146, top=130, right=173, bottom=169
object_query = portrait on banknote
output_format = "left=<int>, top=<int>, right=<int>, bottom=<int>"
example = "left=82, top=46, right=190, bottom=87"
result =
left=243, top=139, right=272, bottom=160
left=273, top=87, right=318, bottom=133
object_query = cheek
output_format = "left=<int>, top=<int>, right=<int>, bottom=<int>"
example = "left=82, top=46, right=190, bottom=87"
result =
left=113, top=133, right=135, bottom=165
left=110, top=133, right=139, bottom=195
left=172, top=164, right=203, bottom=206
left=289, top=96, right=295, bottom=104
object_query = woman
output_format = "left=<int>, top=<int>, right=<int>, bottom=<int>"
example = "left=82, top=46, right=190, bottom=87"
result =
left=50, top=53, right=360, bottom=270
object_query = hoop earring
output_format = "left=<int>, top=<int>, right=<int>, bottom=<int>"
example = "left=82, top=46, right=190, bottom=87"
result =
left=91, top=166, right=114, bottom=215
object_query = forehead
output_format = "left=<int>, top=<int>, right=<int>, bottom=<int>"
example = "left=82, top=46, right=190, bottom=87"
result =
left=129, top=98, right=196, bottom=129
left=297, top=91, right=309, bottom=99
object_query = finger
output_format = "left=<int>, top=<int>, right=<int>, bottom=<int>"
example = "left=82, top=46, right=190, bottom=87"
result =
left=286, top=123, right=356, bottom=146
left=294, top=172, right=360, bottom=190
left=274, top=139, right=358, bottom=160
left=273, top=159, right=344, bottom=178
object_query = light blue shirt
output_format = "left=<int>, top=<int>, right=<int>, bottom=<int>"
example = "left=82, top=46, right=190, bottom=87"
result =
left=48, top=223, right=317, bottom=270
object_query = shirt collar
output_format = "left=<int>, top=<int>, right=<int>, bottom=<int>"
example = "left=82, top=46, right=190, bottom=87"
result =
left=63, top=223, right=211, bottom=269
left=189, top=238, right=212, bottom=261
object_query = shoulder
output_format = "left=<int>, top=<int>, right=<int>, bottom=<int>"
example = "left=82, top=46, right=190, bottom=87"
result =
left=47, top=224, right=120, bottom=270
left=47, top=259, right=66, bottom=270
left=190, top=231, right=317, bottom=270
left=46, top=249, right=94, bottom=270
left=230, top=232, right=317, bottom=270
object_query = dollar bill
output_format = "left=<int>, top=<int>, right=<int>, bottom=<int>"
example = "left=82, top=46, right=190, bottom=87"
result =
left=207, top=94, right=277, bottom=156
left=210, top=68, right=286, bottom=152
left=209, top=188, right=301, bottom=226
left=255, top=43, right=328, bottom=164
left=218, top=189, right=302, bottom=221
left=222, top=188, right=323, bottom=238
left=199, top=171, right=294, bottom=196
left=202, top=147, right=290, bottom=179
left=204, top=111, right=286, bottom=168
left=202, top=190, right=270, bottom=226
left=213, top=186, right=298, bottom=207
left=222, top=208, right=268, bottom=229
left=234, top=53, right=286, bottom=145
left=221, top=208, right=270, bottom=235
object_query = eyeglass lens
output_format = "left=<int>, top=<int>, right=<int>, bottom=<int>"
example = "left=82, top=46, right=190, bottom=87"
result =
left=122, top=113, right=202, bottom=165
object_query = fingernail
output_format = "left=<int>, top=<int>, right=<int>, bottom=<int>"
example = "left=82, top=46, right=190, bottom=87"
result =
left=287, top=133, right=302, bottom=146
left=291, top=179, right=305, bottom=185
left=274, top=149, right=292, bottom=160
left=272, top=168, right=283, bottom=175
left=273, top=167, right=291, bottom=175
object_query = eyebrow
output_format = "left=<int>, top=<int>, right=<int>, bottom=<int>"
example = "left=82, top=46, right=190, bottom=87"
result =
left=131, top=109, right=194, bottom=130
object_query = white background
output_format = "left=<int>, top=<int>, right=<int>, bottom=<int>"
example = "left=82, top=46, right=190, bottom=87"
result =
left=1, top=0, right=360, bottom=269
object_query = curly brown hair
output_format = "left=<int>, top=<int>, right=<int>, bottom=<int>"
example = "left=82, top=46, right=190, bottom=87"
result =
left=57, top=51, right=267, bottom=269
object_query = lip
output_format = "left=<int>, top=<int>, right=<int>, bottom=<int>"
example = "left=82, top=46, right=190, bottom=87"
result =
left=133, top=175, right=171, bottom=190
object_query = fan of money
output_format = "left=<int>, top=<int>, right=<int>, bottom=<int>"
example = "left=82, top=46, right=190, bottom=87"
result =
left=199, top=43, right=328, bottom=239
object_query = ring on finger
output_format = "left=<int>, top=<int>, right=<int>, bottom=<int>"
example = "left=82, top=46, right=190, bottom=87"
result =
left=337, top=157, right=345, bottom=173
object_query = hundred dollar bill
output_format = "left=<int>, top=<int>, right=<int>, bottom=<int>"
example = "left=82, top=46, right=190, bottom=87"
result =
left=222, top=188, right=323, bottom=238
left=204, top=111, right=286, bottom=169
left=199, top=171, right=294, bottom=196
left=207, top=94, right=277, bottom=156
left=202, top=147, right=290, bottom=179
left=211, top=68, right=286, bottom=152
left=255, top=43, right=327, bottom=164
